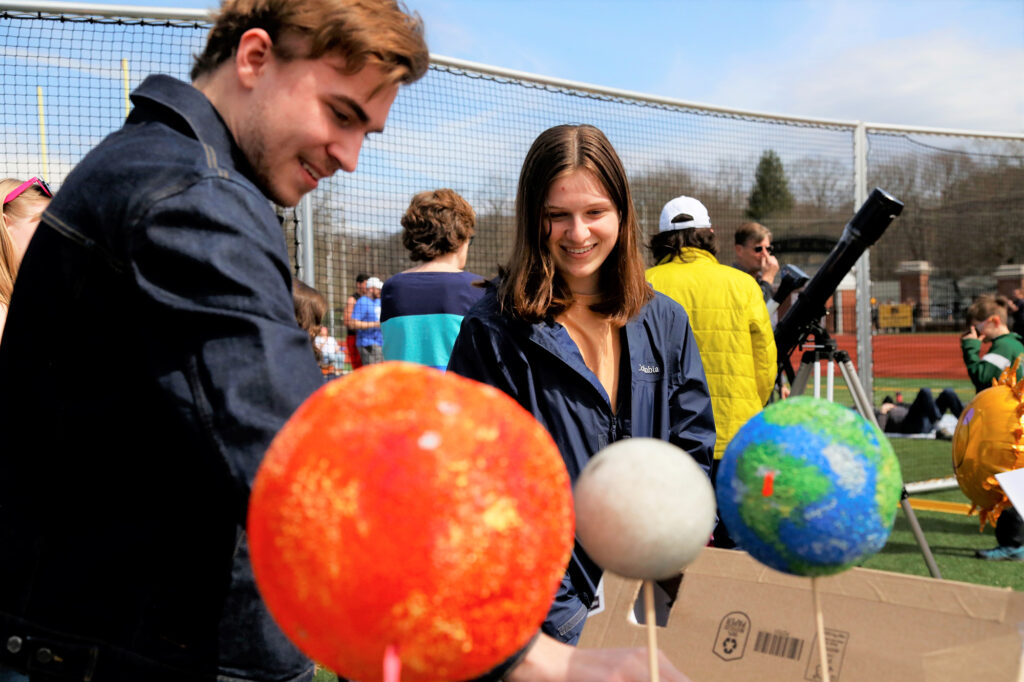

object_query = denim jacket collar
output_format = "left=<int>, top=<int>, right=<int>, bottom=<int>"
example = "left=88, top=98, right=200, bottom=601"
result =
left=130, top=74, right=259, bottom=186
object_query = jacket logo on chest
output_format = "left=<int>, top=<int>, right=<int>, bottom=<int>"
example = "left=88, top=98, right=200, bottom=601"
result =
left=638, top=363, right=661, bottom=374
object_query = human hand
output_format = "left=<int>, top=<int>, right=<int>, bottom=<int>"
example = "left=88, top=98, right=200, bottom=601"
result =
left=761, top=255, right=780, bottom=284
left=507, top=633, right=693, bottom=682
left=780, top=384, right=791, bottom=399
left=962, top=325, right=979, bottom=340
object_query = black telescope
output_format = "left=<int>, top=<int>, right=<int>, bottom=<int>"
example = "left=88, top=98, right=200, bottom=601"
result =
left=774, top=187, right=904, bottom=379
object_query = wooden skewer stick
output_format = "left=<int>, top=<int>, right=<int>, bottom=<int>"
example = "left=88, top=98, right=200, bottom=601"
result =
left=644, top=579, right=659, bottom=682
left=812, top=577, right=831, bottom=682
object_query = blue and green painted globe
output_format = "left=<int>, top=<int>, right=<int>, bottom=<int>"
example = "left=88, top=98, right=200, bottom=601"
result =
left=716, top=397, right=903, bottom=576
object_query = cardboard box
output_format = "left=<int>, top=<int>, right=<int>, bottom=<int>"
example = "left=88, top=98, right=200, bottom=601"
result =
left=579, top=548, right=1024, bottom=681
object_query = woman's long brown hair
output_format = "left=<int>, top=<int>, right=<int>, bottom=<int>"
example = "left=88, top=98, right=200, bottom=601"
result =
left=497, top=124, right=653, bottom=324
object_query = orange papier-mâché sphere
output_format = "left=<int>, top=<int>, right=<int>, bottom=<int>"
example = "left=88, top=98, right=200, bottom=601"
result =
left=248, top=362, right=575, bottom=681
left=952, top=358, right=1024, bottom=530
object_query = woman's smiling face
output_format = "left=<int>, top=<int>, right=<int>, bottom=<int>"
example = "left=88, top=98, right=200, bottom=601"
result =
left=543, top=168, right=619, bottom=295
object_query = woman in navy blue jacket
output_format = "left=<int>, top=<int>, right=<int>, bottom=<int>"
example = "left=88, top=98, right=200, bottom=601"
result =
left=448, top=124, right=715, bottom=668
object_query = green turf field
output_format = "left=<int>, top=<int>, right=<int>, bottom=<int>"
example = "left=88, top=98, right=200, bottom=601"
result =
left=890, top=434, right=953, bottom=483
left=792, top=375, right=974, bottom=411
left=872, top=376, right=974, bottom=404
left=862, top=487, right=1023, bottom=591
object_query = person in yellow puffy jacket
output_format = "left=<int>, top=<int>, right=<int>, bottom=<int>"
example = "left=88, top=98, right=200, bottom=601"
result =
left=646, top=195, right=776, bottom=548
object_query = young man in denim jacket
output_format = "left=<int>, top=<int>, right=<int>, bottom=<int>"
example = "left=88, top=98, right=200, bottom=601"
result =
left=0, top=2, right=427, bottom=680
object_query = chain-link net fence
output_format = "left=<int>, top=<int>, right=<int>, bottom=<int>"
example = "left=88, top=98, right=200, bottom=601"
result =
left=3, top=5, right=1023, bottom=485
left=868, top=131, right=1024, bottom=318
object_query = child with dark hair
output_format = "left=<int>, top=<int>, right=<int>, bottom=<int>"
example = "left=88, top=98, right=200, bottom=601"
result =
left=293, top=279, right=347, bottom=380
left=292, top=278, right=327, bottom=355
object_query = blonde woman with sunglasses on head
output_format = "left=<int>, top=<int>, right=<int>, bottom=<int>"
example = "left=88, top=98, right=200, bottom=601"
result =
left=0, top=177, right=52, bottom=340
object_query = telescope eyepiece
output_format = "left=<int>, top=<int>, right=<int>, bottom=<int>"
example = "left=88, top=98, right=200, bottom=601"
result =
left=773, top=264, right=810, bottom=304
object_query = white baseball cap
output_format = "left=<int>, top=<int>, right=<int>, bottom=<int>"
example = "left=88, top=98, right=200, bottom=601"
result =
left=366, top=277, right=384, bottom=289
left=659, top=196, right=711, bottom=232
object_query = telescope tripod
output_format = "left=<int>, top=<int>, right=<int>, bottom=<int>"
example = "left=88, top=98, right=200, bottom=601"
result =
left=791, top=333, right=943, bottom=579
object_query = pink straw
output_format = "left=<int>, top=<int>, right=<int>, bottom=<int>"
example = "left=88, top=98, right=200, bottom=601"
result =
left=383, top=644, right=401, bottom=682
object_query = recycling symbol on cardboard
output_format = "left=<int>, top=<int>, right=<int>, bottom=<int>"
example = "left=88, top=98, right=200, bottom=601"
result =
left=713, top=612, right=750, bottom=661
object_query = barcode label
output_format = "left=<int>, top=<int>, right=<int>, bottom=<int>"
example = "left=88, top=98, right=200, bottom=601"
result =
left=754, top=630, right=805, bottom=660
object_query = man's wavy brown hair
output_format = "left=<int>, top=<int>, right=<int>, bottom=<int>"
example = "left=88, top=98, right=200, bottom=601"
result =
left=191, top=0, right=428, bottom=89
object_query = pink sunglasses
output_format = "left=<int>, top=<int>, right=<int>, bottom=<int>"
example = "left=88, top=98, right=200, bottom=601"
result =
left=4, top=177, right=52, bottom=205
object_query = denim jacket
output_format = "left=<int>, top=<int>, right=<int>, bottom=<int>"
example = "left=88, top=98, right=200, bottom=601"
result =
left=0, top=75, right=323, bottom=681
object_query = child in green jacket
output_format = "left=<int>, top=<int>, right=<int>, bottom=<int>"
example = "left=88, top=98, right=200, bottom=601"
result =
left=961, top=294, right=1024, bottom=392
left=961, top=294, right=1024, bottom=561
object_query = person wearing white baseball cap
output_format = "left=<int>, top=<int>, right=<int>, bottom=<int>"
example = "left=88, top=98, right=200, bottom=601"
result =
left=646, top=195, right=777, bottom=549
left=657, top=195, right=711, bottom=232
left=351, top=276, right=385, bottom=365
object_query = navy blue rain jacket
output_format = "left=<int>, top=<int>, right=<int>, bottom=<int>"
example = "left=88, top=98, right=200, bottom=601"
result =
left=448, top=287, right=715, bottom=644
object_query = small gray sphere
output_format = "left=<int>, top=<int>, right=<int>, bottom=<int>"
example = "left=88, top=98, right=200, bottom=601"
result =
left=574, top=438, right=716, bottom=580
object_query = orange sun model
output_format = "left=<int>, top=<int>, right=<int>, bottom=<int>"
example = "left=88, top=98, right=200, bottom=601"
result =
left=248, top=362, right=574, bottom=682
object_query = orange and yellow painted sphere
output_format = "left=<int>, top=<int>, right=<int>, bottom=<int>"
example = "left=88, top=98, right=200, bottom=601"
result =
left=952, top=363, right=1024, bottom=529
left=248, top=362, right=575, bottom=681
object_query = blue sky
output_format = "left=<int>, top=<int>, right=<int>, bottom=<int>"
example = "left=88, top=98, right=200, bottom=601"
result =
left=68, top=0, right=1024, bottom=133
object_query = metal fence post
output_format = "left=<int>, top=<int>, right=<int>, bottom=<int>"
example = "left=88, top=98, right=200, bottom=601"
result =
left=854, top=122, right=873, bottom=403
left=297, top=193, right=315, bottom=285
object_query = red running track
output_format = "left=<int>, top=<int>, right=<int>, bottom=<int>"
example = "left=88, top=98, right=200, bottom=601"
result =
left=786, top=333, right=968, bottom=380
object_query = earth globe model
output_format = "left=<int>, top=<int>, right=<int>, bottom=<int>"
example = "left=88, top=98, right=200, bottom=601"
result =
left=716, top=396, right=903, bottom=576
left=952, top=360, right=1024, bottom=530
